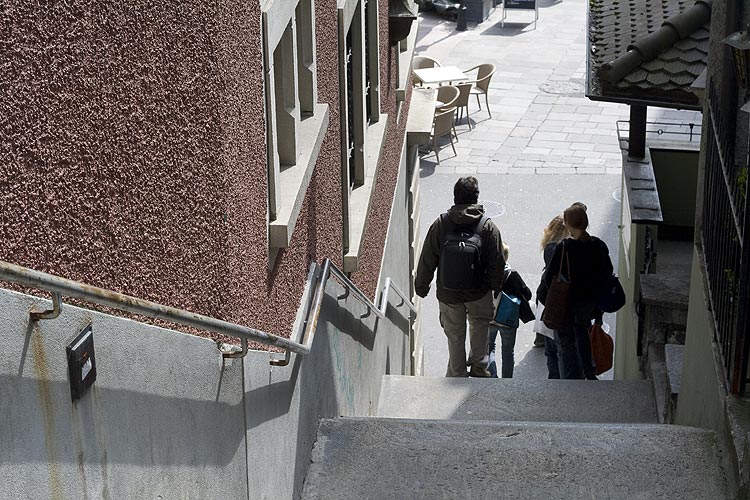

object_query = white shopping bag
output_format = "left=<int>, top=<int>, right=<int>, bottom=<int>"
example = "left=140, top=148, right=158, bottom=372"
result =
left=533, top=303, right=555, bottom=339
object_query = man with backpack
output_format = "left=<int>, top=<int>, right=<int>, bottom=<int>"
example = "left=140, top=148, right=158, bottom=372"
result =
left=415, top=177, right=505, bottom=377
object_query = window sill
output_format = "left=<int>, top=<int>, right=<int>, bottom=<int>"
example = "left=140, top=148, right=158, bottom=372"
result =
left=406, top=88, right=437, bottom=147
left=343, top=114, right=389, bottom=272
left=396, top=20, right=419, bottom=102
left=269, top=103, right=329, bottom=248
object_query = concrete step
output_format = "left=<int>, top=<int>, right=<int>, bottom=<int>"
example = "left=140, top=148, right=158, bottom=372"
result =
left=377, top=375, right=657, bottom=423
left=302, top=417, right=729, bottom=500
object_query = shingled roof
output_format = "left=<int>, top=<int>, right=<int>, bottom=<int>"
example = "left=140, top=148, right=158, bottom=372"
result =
left=587, top=0, right=711, bottom=109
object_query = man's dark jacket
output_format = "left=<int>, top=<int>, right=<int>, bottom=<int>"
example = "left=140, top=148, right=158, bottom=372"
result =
left=415, top=204, right=504, bottom=304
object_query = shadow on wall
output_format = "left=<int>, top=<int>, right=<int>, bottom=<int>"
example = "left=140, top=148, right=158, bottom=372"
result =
left=0, top=373, right=244, bottom=467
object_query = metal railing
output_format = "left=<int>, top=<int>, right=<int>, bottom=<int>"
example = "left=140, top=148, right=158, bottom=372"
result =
left=616, top=119, right=702, bottom=148
left=0, top=257, right=415, bottom=365
left=703, top=81, right=750, bottom=394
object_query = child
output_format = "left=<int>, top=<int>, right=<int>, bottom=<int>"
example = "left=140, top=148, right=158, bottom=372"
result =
left=488, top=243, right=533, bottom=378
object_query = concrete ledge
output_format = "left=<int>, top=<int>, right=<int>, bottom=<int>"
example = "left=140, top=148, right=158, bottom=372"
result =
left=270, top=103, right=329, bottom=248
left=406, top=88, right=437, bottom=147
left=396, top=20, right=419, bottom=102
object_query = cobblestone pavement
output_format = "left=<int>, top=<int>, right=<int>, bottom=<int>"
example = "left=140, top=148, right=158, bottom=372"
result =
left=415, top=0, right=702, bottom=174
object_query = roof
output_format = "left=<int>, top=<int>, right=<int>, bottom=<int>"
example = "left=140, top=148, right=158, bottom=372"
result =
left=587, top=0, right=711, bottom=109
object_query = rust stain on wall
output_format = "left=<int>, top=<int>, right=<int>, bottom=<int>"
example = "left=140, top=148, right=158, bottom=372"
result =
left=31, top=325, right=64, bottom=500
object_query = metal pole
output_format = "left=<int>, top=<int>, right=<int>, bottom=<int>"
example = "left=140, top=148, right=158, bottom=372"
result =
left=456, top=0, right=467, bottom=31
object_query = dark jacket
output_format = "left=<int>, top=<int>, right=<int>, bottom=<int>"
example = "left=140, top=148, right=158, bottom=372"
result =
left=502, top=264, right=533, bottom=322
left=544, top=235, right=613, bottom=314
left=415, top=204, right=504, bottom=304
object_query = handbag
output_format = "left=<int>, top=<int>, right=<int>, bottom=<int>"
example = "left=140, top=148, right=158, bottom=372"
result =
left=492, top=291, right=521, bottom=328
left=598, top=272, right=625, bottom=313
left=589, top=323, right=614, bottom=375
left=541, top=242, right=572, bottom=330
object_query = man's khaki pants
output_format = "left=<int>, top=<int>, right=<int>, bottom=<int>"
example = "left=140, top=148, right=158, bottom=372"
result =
left=438, top=291, right=494, bottom=377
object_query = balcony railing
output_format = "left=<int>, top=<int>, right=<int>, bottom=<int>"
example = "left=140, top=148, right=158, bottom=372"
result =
left=703, top=81, right=750, bottom=394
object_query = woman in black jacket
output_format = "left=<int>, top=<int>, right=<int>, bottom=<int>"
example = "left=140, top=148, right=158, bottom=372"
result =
left=544, top=204, right=613, bottom=380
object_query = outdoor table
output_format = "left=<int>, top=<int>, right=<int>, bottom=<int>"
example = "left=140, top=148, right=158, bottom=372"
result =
left=413, top=66, right=469, bottom=86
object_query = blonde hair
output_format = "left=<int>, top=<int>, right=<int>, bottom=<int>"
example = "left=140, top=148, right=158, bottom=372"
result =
left=541, top=215, right=566, bottom=251
left=502, top=242, right=510, bottom=262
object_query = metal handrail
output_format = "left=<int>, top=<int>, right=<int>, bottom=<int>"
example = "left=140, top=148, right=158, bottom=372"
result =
left=379, top=277, right=417, bottom=317
left=0, top=260, right=310, bottom=355
left=0, top=258, right=416, bottom=362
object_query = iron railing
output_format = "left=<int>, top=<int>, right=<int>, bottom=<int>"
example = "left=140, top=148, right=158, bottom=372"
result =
left=703, top=81, right=750, bottom=394
left=616, top=119, right=702, bottom=148
left=0, top=258, right=415, bottom=365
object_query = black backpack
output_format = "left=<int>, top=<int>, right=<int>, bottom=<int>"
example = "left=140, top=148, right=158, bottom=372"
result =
left=438, top=213, right=488, bottom=291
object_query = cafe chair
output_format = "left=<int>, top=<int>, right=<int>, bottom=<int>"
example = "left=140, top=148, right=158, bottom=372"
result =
left=463, top=63, right=496, bottom=117
left=431, top=107, right=457, bottom=164
left=413, top=55, right=442, bottom=70
left=453, top=83, right=473, bottom=130
left=436, top=85, right=460, bottom=140
left=412, top=55, right=442, bottom=87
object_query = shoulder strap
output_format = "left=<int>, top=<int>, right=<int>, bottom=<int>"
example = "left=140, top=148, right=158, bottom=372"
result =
left=439, top=213, right=451, bottom=248
left=474, top=215, right=489, bottom=237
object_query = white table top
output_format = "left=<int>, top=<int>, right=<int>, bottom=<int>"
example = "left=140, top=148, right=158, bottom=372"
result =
left=413, top=66, right=469, bottom=85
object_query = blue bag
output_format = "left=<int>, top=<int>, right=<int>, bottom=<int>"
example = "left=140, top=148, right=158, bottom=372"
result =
left=492, top=292, right=521, bottom=328
left=598, top=273, right=625, bottom=313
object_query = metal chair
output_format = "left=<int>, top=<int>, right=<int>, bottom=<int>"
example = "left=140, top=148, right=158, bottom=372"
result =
left=453, top=83, right=473, bottom=129
left=431, top=107, right=457, bottom=164
left=436, top=85, right=460, bottom=140
left=463, top=63, right=496, bottom=117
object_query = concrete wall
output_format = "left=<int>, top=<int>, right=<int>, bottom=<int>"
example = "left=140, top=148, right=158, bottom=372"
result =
left=244, top=133, right=413, bottom=500
left=614, top=182, right=644, bottom=380
left=651, top=149, right=699, bottom=229
left=0, top=288, right=247, bottom=500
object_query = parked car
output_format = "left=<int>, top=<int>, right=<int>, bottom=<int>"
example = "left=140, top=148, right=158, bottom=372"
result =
left=416, top=0, right=461, bottom=20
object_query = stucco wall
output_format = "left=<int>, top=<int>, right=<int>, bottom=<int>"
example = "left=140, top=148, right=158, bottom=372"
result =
left=1, top=0, right=407, bottom=343
left=0, top=288, right=247, bottom=500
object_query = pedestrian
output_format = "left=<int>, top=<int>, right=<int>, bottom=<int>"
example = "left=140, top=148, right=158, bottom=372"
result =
left=488, top=242, right=532, bottom=378
left=534, top=214, right=567, bottom=379
left=415, top=176, right=505, bottom=377
left=544, top=203, right=613, bottom=380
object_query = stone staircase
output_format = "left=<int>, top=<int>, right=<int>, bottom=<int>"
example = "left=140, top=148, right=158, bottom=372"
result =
left=301, top=376, right=730, bottom=499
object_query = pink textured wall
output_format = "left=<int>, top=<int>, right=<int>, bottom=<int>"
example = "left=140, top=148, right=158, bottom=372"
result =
left=1, top=0, right=407, bottom=343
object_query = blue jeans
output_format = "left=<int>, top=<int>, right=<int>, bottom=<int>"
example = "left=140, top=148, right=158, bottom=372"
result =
left=488, top=324, right=517, bottom=378
left=544, top=336, right=560, bottom=379
left=554, top=323, right=596, bottom=380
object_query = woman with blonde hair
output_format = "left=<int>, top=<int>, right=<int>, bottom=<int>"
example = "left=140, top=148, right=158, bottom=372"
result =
left=543, top=203, right=613, bottom=380
left=535, top=214, right=567, bottom=377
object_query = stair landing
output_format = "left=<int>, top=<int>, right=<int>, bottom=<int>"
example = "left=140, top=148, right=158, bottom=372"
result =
left=302, top=417, right=729, bottom=500
left=377, top=375, right=658, bottom=423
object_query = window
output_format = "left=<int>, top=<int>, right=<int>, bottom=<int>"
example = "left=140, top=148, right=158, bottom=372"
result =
left=339, top=0, right=386, bottom=272
left=264, top=0, right=329, bottom=251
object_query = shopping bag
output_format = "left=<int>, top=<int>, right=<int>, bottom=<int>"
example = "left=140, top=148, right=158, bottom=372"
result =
left=492, top=292, right=520, bottom=328
left=589, top=323, right=614, bottom=375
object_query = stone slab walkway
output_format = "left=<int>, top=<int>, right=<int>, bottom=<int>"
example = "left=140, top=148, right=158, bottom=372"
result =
left=415, top=0, right=702, bottom=174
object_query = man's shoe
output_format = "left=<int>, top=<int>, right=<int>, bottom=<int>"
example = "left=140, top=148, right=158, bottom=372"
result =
left=469, top=365, right=492, bottom=378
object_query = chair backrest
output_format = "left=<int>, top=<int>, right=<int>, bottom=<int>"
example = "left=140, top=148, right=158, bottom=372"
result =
left=475, top=63, right=495, bottom=93
left=436, top=85, right=460, bottom=111
left=433, top=108, right=456, bottom=138
left=413, top=55, right=441, bottom=70
left=455, top=83, right=472, bottom=106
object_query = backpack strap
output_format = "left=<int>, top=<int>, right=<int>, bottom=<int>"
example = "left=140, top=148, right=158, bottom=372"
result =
left=438, top=213, right=452, bottom=248
left=473, top=215, right=489, bottom=237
